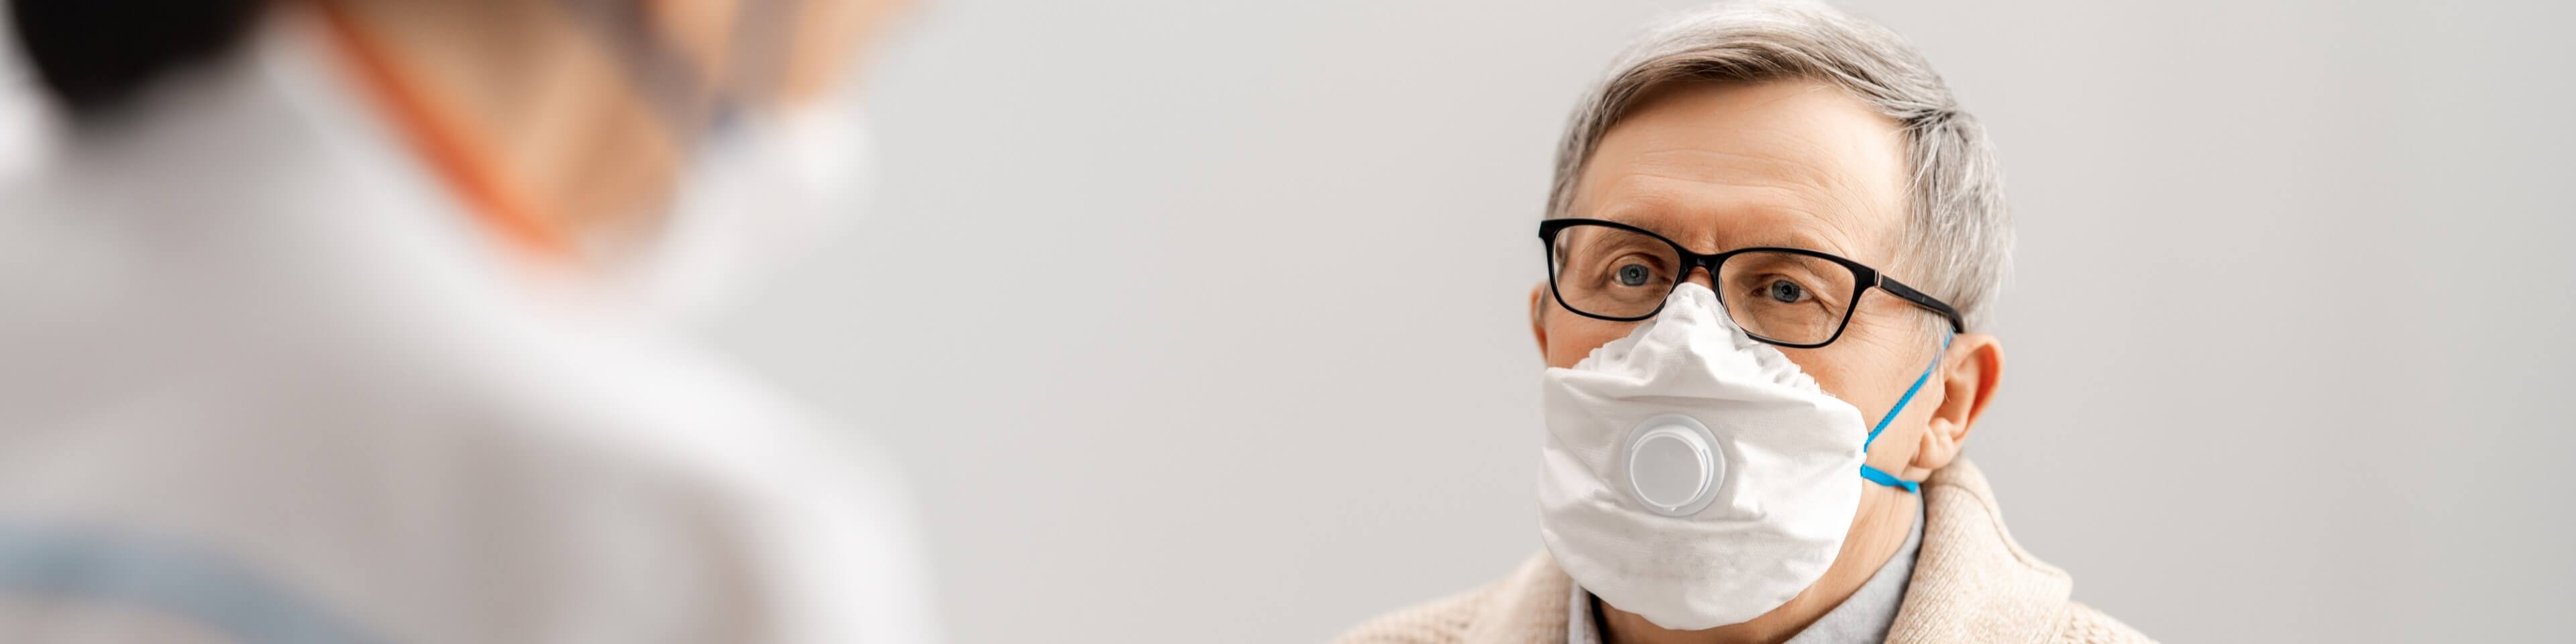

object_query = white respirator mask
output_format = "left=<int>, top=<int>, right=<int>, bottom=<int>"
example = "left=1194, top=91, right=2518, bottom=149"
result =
left=1538, top=282, right=1942, bottom=630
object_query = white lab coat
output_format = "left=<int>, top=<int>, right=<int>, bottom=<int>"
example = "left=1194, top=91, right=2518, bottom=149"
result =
left=0, top=19, right=932, bottom=644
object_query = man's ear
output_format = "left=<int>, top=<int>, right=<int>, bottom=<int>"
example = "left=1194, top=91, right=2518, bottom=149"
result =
left=1911, top=332, right=2002, bottom=476
left=1529, top=282, right=1552, bottom=359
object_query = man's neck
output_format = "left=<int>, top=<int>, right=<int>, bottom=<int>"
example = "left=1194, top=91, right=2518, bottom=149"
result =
left=1599, top=484, right=1920, bottom=644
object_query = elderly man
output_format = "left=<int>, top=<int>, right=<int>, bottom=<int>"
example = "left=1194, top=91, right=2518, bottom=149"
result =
left=1339, top=2, right=2149, bottom=643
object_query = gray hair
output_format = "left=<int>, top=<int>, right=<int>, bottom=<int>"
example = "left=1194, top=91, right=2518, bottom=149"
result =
left=1548, top=0, right=2011, bottom=330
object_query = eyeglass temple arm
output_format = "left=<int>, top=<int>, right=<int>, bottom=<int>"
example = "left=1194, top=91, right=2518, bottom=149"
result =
left=1876, top=276, right=1967, bottom=333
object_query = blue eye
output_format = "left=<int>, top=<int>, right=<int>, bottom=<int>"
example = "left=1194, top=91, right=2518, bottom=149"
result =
left=1765, top=279, right=1808, bottom=303
left=1617, top=264, right=1652, bottom=287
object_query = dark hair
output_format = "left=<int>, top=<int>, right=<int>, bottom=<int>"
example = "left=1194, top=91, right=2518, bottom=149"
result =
left=8, top=0, right=268, bottom=117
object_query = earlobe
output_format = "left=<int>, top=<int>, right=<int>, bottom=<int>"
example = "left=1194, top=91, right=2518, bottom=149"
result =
left=1911, top=333, right=2003, bottom=474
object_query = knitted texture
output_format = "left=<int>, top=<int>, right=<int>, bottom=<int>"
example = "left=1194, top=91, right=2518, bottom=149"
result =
left=2057, top=603, right=2151, bottom=644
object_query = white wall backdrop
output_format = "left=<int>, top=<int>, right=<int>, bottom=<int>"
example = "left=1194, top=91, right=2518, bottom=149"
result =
left=708, top=1, right=2576, bottom=641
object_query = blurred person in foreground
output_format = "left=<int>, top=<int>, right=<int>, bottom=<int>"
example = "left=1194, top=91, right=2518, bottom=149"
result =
left=1339, top=2, right=2150, bottom=643
left=0, top=0, right=922, bottom=641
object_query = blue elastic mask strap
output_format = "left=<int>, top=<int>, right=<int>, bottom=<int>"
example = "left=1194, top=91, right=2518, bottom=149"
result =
left=1859, top=332, right=1953, bottom=494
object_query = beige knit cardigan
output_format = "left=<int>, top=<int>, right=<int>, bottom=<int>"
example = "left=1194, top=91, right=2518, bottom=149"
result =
left=1334, top=460, right=2153, bottom=643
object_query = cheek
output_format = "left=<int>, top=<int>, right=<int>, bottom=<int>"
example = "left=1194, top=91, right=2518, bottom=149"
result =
left=1543, top=318, right=1638, bottom=369
left=1776, top=346, right=1851, bottom=394
left=1782, top=343, right=1923, bottom=428
left=1777, top=345, right=1911, bottom=420
left=1795, top=307, right=1929, bottom=395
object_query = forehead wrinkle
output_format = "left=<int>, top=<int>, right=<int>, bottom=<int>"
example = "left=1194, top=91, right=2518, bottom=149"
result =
left=1582, top=151, right=1872, bottom=260
left=1635, top=82, right=1894, bottom=203
left=1578, top=83, right=1911, bottom=267
left=1680, top=113, right=1904, bottom=264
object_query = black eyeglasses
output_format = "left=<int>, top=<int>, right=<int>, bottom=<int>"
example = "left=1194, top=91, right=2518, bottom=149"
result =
left=1539, top=218, right=1965, bottom=349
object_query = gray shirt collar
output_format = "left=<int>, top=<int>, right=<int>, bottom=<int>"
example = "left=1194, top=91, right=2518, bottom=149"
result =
left=1569, top=504, right=1923, bottom=644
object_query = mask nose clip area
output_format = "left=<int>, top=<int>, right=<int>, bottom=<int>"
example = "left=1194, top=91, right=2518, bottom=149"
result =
left=1624, top=414, right=1723, bottom=517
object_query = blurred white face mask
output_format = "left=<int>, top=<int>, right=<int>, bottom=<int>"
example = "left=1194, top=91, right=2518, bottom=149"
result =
left=610, top=99, right=874, bottom=321
left=1539, top=282, right=1900, bottom=630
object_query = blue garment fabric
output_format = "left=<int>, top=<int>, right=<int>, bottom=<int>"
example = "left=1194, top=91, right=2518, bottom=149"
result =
left=0, top=522, right=377, bottom=644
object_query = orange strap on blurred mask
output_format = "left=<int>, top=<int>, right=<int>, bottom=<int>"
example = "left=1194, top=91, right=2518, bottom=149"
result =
left=311, top=1, right=582, bottom=265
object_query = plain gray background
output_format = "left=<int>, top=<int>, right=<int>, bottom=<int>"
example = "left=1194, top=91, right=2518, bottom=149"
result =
left=712, top=1, right=2576, bottom=641
left=13, top=1, right=2565, bottom=642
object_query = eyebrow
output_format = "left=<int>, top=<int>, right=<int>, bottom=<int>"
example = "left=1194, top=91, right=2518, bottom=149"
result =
left=1585, top=215, right=1854, bottom=259
left=1562, top=228, right=1670, bottom=262
left=1727, top=230, right=1851, bottom=256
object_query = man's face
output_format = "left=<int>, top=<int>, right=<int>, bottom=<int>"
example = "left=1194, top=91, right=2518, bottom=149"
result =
left=1533, top=78, right=1946, bottom=508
